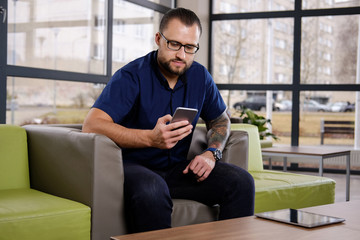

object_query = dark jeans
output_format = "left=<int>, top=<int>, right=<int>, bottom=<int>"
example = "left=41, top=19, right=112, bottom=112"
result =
left=123, top=160, right=255, bottom=233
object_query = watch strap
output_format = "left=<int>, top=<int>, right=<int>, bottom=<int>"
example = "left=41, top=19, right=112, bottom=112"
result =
left=204, top=147, right=222, bottom=161
left=204, top=147, right=217, bottom=153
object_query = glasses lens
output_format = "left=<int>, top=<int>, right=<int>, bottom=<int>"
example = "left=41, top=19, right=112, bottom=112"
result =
left=168, top=41, right=182, bottom=50
left=184, top=45, right=198, bottom=54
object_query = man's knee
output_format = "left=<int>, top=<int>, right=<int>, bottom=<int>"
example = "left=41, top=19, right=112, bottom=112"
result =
left=217, top=164, right=255, bottom=202
left=232, top=167, right=255, bottom=196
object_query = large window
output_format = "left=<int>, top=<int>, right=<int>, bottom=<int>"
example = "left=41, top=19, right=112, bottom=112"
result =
left=1, top=0, right=172, bottom=125
left=211, top=0, right=360, bottom=146
left=6, top=77, right=100, bottom=125
left=213, top=18, right=294, bottom=85
left=301, top=14, right=359, bottom=84
left=112, top=1, right=162, bottom=74
left=7, top=0, right=106, bottom=74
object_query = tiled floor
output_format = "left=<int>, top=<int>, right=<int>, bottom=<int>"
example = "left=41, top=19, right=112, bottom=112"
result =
left=290, top=171, right=360, bottom=203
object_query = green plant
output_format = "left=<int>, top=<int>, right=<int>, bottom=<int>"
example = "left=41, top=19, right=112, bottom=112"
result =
left=239, top=107, right=279, bottom=141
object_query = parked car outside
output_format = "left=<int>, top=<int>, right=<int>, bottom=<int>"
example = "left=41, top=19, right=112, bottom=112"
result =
left=329, top=101, right=355, bottom=112
left=345, top=103, right=355, bottom=112
left=302, top=100, right=330, bottom=112
left=274, top=100, right=292, bottom=111
left=233, top=96, right=274, bottom=111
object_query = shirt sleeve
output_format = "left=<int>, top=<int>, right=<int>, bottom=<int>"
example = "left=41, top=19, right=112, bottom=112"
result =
left=200, top=68, right=227, bottom=122
left=92, top=69, right=139, bottom=123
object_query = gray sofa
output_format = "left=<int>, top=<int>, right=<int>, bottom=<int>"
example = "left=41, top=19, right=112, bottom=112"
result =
left=24, top=124, right=249, bottom=240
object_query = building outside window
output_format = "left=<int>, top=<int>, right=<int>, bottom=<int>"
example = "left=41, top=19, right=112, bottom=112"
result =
left=211, top=0, right=360, bottom=146
left=3, top=0, right=170, bottom=125
left=1, top=0, right=359, bottom=148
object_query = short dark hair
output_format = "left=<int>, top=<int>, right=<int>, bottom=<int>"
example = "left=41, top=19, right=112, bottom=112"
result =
left=159, top=8, right=202, bottom=35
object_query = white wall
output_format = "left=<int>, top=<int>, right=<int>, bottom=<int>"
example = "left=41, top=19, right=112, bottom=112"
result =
left=176, top=0, right=210, bottom=69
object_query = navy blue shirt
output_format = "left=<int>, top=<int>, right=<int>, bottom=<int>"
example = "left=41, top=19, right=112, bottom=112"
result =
left=93, top=51, right=226, bottom=169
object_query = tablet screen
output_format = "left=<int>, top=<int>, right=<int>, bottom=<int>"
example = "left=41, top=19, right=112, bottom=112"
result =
left=255, top=209, right=345, bottom=228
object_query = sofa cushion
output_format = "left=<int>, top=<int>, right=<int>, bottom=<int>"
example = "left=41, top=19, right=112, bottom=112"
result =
left=250, top=170, right=336, bottom=213
left=0, top=188, right=91, bottom=240
left=0, top=125, right=29, bottom=190
left=171, top=199, right=219, bottom=227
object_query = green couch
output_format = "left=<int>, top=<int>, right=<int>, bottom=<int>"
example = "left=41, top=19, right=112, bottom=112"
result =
left=0, top=125, right=90, bottom=240
left=5, top=123, right=335, bottom=238
left=230, top=124, right=336, bottom=213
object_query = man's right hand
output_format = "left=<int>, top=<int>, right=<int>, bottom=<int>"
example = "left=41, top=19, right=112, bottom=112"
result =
left=83, top=108, right=193, bottom=149
left=150, top=114, right=193, bottom=149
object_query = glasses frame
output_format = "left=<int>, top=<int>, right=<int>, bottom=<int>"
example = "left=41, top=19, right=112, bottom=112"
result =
left=159, top=32, right=199, bottom=54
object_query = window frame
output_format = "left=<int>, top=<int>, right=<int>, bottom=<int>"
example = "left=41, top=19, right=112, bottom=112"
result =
left=209, top=0, right=360, bottom=146
left=0, top=0, right=173, bottom=123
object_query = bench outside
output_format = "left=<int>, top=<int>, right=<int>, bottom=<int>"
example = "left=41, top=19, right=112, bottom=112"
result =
left=320, top=119, right=354, bottom=145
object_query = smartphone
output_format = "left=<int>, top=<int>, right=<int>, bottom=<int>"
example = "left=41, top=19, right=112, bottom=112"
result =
left=170, top=107, right=198, bottom=124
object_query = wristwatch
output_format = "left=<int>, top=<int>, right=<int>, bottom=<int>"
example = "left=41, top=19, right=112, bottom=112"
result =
left=204, top=147, right=222, bottom=162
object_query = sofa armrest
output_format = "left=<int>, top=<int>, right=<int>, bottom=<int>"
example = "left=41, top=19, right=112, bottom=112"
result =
left=188, top=126, right=249, bottom=170
left=24, top=125, right=127, bottom=240
left=222, top=129, right=249, bottom=170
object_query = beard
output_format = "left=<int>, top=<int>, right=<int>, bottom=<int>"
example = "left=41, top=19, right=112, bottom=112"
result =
left=158, top=57, right=192, bottom=76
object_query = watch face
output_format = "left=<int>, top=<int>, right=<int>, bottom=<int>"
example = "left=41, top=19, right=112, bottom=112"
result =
left=205, top=148, right=222, bottom=161
left=214, top=149, right=222, bottom=161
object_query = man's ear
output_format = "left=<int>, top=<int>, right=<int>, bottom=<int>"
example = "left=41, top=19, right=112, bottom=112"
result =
left=155, top=32, right=161, bottom=46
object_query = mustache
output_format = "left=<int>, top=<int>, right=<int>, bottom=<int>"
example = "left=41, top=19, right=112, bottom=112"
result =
left=170, top=58, right=186, bottom=64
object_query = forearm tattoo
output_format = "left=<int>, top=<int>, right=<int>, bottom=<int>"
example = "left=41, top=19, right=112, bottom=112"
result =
left=206, top=112, right=231, bottom=151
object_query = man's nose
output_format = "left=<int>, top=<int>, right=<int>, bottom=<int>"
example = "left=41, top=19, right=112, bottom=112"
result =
left=175, top=46, right=186, bottom=59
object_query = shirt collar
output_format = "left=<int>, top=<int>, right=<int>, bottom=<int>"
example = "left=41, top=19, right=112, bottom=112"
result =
left=152, top=51, right=188, bottom=90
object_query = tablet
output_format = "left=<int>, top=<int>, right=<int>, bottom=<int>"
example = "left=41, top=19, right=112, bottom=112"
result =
left=255, top=208, right=345, bottom=228
left=170, top=107, right=198, bottom=124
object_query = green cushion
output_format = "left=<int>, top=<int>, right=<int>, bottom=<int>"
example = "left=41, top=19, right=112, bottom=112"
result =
left=0, top=188, right=91, bottom=240
left=0, top=125, right=29, bottom=190
left=250, top=170, right=336, bottom=213
left=200, top=123, right=335, bottom=213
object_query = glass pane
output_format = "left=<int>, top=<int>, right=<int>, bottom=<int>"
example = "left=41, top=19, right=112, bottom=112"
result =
left=272, top=92, right=293, bottom=145
left=7, top=0, right=106, bottom=74
left=299, top=91, right=356, bottom=146
left=213, top=0, right=294, bottom=14
left=303, top=0, right=360, bottom=9
left=112, top=1, right=161, bottom=74
left=301, top=15, right=359, bottom=84
left=6, top=77, right=104, bottom=125
left=223, top=90, right=291, bottom=144
left=212, top=18, right=293, bottom=84
left=147, top=0, right=174, bottom=8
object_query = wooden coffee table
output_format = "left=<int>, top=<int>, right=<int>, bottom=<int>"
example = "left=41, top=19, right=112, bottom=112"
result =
left=262, top=146, right=351, bottom=201
left=111, top=200, right=360, bottom=240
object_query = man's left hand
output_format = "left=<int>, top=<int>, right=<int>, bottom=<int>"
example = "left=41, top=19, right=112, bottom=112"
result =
left=183, top=151, right=216, bottom=182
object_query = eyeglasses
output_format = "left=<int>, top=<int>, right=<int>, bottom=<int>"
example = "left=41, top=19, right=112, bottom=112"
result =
left=159, top=32, right=199, bottom=54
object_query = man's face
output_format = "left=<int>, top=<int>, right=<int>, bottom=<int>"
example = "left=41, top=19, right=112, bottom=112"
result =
left=156, top=18, right=201, bottom=78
